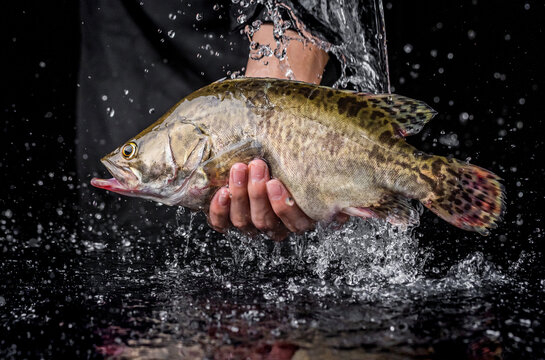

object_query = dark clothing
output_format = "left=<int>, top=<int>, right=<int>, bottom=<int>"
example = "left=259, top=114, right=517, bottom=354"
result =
left=77, top=0, right=247, bottom=184
left=77, top=1, right=248, bottom=226
left=76, top=0, right=385, bottom=227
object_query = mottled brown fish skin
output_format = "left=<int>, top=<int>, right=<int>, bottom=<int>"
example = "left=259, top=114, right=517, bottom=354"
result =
left=176, top=79, right=431, bottom=218
left=99, top=78, right=504, bottom=234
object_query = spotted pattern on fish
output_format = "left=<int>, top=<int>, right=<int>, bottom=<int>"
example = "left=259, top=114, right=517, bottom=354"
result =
left=420, top=158, right=505, bottom=235
left=98, top=78, right=504, bottom=235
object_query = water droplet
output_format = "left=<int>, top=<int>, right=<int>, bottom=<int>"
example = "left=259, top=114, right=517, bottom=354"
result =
left=123, top=89, right=129, bottom=95
left=285, top=197, right=295, bottom=206
left=101, top=95, right=108, bottom=101
left=196, top=13, right=203, bottom=21
left=467, top=29, right=476, bottom=40
left=403, top=44, right=413, bottom=53
left=168, top=13, right=176, bottom=20
left=167, top=30, right=175, bottom=38
left=237, top=14, right=247, bottom=24
left=213, top=3, right=220, bottom=11
left=39, top=61, right=46, bottom=68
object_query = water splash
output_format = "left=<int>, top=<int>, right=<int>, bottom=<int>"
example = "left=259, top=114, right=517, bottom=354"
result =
left=235, top=0, right=390, bottom=93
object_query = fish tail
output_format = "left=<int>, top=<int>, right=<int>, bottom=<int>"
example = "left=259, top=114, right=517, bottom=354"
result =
left=421, top=158, right=505, bottom=235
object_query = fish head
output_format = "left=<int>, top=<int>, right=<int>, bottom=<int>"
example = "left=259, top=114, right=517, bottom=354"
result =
left=91, top=121, right=211, bottom=207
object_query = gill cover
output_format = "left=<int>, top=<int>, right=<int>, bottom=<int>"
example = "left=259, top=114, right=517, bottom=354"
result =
left=168, top=121, right=211, bottom=180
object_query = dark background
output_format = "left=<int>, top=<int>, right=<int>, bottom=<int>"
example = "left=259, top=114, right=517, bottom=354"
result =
left=4, top=0, right=543, bottom=266
left=2, top=1, right=545, bottom=359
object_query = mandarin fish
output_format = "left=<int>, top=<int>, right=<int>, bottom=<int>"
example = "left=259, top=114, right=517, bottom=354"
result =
left=91, top=78, right=505, bottom=235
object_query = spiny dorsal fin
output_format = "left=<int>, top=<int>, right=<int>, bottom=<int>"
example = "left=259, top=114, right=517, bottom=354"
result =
left=219, top=78, right=437, bottom=139
left=339, top=92, right=437, bottom=138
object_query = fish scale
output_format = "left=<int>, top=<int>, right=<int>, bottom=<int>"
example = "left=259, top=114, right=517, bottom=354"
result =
left=91, top=78, right=504, bottom=235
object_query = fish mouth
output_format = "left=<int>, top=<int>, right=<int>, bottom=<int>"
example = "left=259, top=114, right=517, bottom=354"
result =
left=90, top=158, right=142, bottom=196
left=90, top=177, right=132, bottom=193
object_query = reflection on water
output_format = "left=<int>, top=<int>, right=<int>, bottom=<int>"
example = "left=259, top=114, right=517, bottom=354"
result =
left=2, top=209, right=543, bottom=359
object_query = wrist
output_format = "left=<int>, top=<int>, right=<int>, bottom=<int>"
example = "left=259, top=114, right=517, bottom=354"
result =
left=245, top=24, right=329, bottom=84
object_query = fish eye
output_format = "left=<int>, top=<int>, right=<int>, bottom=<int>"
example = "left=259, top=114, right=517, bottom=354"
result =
left=121, top=142, right=138, bottom=160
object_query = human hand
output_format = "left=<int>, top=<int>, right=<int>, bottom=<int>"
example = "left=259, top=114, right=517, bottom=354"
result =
left=208, top=159, right=315, bottom=241
left=209, top=22, right=330, bottom=241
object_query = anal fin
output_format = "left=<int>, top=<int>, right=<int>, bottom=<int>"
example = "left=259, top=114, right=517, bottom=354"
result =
left=343, top=193, right=420, bottom=228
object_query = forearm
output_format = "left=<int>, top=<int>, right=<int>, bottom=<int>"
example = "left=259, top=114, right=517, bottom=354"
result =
left=245, top=24, right=329, bottom=84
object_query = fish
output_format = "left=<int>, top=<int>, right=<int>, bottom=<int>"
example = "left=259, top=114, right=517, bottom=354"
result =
left=91, top=78, right=505, bottom=235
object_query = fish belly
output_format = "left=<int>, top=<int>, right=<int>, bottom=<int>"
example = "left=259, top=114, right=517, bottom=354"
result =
left=257, top=112, right=409, bottom=220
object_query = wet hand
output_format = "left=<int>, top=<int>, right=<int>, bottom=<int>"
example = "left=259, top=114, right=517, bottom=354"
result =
left=208, top=159, right=315, bottom=241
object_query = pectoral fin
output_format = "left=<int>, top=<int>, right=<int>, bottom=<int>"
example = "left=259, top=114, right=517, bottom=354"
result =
left=200, top=139, right=263, bottom=185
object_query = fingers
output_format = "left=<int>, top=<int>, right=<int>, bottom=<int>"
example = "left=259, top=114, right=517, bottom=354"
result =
left=228, top=163, right=252, bottom=230
left=209, top=187, right=230, bottom=232
left=266, top=179, right=314, bottom=233
left=209, top=161, right=313, bottom=240
left=247, top=160, right=282, bottom=231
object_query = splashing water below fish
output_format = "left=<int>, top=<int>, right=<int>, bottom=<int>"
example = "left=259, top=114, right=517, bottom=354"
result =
left=2, top=201, right=543, bottom=358
left=49, top=213, right=538, bottom=359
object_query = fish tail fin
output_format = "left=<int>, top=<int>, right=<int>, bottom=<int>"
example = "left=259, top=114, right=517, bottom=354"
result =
left=421, top=158, right=505, bottom=235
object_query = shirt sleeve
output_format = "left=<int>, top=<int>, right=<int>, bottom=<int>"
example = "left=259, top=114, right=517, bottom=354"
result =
left=229, top=1, right=341, bottom=45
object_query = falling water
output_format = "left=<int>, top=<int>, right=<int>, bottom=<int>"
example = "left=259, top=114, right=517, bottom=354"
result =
left=235, top=0, right=390, bottom=93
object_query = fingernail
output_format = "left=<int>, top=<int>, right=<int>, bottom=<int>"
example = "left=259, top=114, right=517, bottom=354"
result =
left=218, top=189, right=229, bottom=206
left=250, top=162, right=266, bottom=182
left=267, top=181, right=284, bottom=200
left=232, top=167, right=247, bottom=187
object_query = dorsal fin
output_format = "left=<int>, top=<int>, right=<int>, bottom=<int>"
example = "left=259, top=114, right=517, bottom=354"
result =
left=223, top=78, right=437, bottom=140
left=337, top=92, right=437, bottom=138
